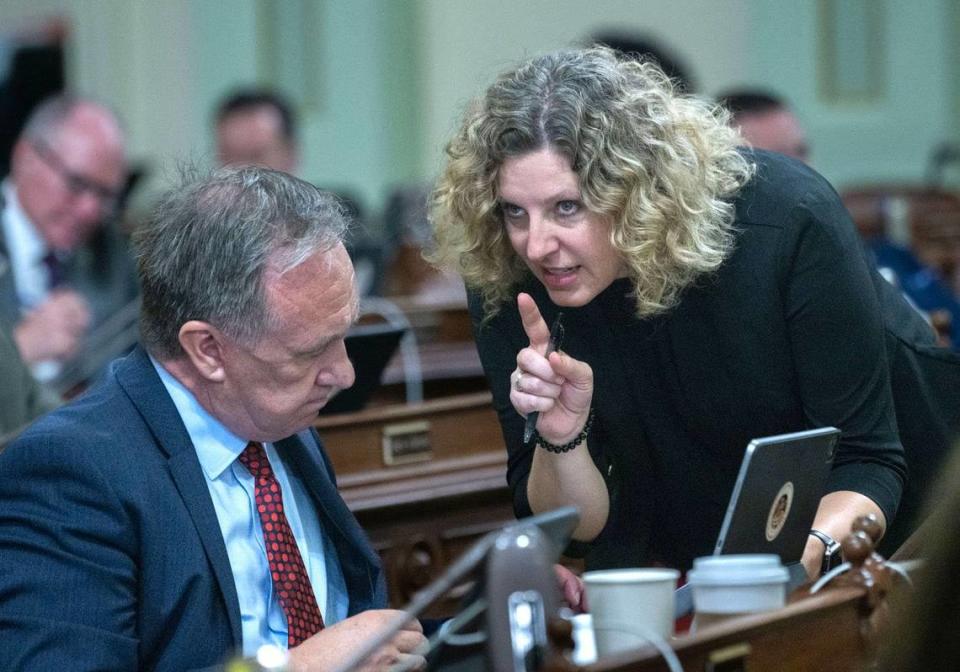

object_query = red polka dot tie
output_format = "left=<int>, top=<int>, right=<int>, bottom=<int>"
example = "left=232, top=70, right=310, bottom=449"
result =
left=237, top=441, right=324, bottom=647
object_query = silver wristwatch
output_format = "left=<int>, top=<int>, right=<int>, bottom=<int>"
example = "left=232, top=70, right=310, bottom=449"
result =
left=809, top=528, right=842, bottom=575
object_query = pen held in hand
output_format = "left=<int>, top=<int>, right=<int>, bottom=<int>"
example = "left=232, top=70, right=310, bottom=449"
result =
left=523, top=311, right=564, bottom=444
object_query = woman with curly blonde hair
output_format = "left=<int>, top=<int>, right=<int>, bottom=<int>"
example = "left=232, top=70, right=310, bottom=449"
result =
left=431, top=47, right=908, bottom=579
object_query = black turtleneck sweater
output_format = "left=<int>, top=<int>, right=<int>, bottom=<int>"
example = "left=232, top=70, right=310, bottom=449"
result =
left=469, top=150, right=909, bottom=571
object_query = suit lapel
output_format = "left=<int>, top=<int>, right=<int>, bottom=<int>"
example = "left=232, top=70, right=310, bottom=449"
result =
left=0, top=199, right=22, bottom=329
left=278, top=431, right=383, bottom=612
left=114, top=347, right=243, bottom=647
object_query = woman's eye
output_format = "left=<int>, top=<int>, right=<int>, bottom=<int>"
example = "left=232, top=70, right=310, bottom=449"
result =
left=557, top=200, right=580, bottom=216
left=502, top=203, right=525, bottom=219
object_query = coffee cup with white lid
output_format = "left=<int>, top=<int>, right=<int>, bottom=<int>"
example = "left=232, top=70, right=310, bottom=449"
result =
left=687, top=554, right=788, bottom=630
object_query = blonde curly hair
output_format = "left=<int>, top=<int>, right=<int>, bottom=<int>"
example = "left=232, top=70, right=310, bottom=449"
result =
left=429, top=47, right=754, bottom=319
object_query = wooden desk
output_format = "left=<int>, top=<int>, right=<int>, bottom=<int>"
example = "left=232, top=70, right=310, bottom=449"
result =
left=546, top=518, right=900, bottom=672
left=586, top=587, right=872, bottom=672
left=316, top=392, right=515, bottom=613
left=316, top=392, right=503, bottom=474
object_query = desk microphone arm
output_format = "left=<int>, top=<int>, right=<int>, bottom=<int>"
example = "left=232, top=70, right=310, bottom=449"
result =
left=484, top=525, right=565, bottom=672
left=332, top=509, right=578, bottom=672
left=331, top=531, right=497, bottom=672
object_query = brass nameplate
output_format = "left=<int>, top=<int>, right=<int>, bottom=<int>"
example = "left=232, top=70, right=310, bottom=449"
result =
left=706, top=642, right=751, bottom=672
left=382, top=420, right=432, bottom=465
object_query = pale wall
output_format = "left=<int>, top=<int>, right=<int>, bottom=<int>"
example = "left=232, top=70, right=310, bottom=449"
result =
left=746, top=0, right=958, bottom=188
left=417, top=0, right=750, bottom=175
left=1, top=0, right=958, bottom=212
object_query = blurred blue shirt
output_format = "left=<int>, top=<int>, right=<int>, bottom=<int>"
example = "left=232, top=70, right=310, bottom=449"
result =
left=870, top=240, right=960, bottom=350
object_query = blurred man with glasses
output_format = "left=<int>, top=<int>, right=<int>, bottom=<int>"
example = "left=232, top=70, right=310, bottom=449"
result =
left=1, top=94, right=134, bottom=382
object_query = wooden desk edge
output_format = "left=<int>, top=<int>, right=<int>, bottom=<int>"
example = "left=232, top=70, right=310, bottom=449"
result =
left=584, top=586, right=871, bottom=671
left=315, top=390, right=493, bottom=428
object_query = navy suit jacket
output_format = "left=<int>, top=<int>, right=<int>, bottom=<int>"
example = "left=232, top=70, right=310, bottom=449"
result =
left=0, top=346, right=387, bottom=671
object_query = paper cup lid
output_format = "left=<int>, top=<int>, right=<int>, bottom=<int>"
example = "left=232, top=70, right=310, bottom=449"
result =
left=582, top=567, right=681, bottom=584
left=687, top=554, right=789, bottom=586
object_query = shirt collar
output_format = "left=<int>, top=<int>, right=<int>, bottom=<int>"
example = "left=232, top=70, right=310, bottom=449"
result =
left=150, top=355, right=248, bottom=480
left=2, top=179, right=46, bottom=267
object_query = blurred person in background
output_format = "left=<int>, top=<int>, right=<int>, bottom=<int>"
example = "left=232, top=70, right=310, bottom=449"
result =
left=0, top=325, right=57, bottom=442
left=718, top=87, right=960, bottom=350
left=213, top=87, right=390, bottom=297
left=716, top=89, right=809, bottom=163
left=1, top=94, right=134, bottom=379
left=215, top=88, right=299, bottom=174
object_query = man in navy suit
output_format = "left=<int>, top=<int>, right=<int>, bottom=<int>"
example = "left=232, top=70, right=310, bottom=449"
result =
left=0, top=167, right=426, bottom=671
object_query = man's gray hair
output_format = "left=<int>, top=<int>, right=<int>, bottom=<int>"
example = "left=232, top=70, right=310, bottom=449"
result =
left=20, top=93, right=122, bottom=143
left=136, top=166, right=350, bottom=359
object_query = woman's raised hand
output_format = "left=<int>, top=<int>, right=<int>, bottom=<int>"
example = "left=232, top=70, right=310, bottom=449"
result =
left=510, top=293, right=594, bottom=444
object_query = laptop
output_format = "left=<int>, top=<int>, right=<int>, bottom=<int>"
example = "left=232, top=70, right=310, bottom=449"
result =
left=675, top=427, right=841, bottom=617
left=317, top=322, right=406, bottom=415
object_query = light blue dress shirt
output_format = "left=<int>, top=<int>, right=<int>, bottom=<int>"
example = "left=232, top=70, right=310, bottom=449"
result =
left=152, top=359, right=349, bottom=656
left=2, top=180, right=63, bottom=381
left=1, top=179, right=49, bottom=310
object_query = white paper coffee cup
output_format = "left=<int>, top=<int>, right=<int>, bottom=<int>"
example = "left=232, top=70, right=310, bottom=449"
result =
left=687, top=554, right=788, bottom=622
left=583, top=568, right=680, bottom=657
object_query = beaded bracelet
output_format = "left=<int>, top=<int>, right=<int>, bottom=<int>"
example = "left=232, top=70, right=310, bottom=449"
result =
left=534, top=408, right=595, bottom=453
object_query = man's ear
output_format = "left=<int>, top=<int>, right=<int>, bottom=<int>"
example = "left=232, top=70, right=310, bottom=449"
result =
left=178, top=320, right=227, bottom=383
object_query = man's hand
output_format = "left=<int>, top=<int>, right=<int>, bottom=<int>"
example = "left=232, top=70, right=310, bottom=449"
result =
left=554, top=564, right=586, bottom=613
left=287, top=609, right=426, bottom=672
left=13, top=289, right=91, bottom=364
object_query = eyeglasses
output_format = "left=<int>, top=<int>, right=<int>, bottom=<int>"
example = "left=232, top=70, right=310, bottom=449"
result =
left=30, top=138, right=124, bottom=214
